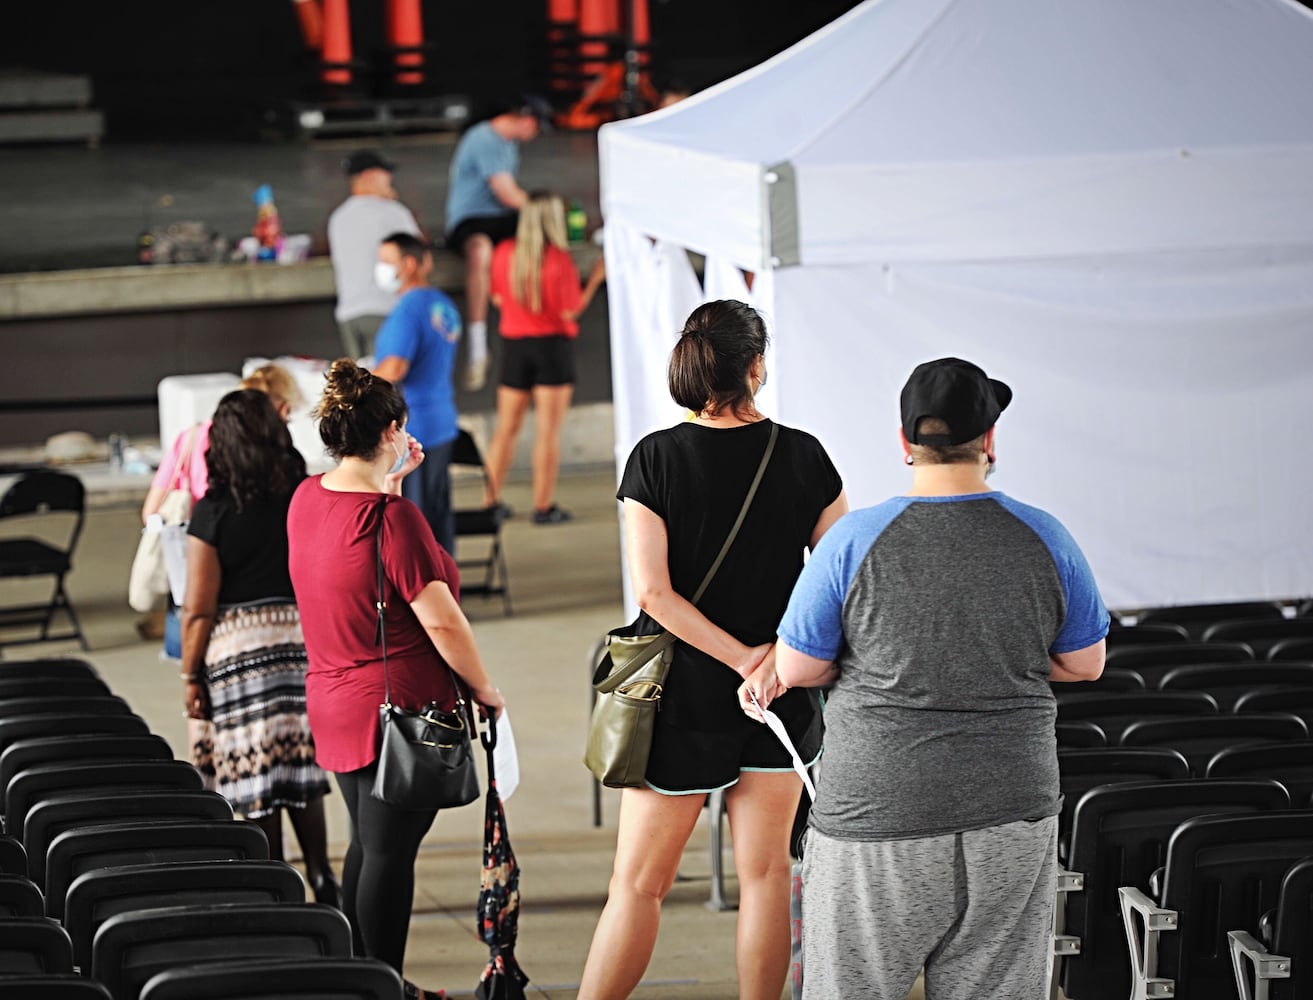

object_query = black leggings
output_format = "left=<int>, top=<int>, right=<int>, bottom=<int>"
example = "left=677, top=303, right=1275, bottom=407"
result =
left=335, top=762, right=438, bottom=973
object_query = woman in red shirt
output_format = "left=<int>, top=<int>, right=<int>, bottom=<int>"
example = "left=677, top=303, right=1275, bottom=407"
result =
left=485, top=191, right=599, bottom=524
left=287, top=359, right=506, bottom=1000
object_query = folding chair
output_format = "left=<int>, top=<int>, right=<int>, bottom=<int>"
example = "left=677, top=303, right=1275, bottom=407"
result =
left=1236, top=685, right=1313, bottom=733
left=25, top=789, right=233, bottom=889
left=1104, top=642, right=1255, bottom=687
left=451, top=428, right=512, bottom=615
left=0, top=713, right=148, bottom=761
left=66, top=860, right=306, bottom=970
left=1202, top=619, right=1313, bottom=659
left=0, top=872, right=43, bottom=917
left=0, top=471, right=88, bottom=652
left=1206, top=741, right=1313, bottom=807
left=1057, top=720, right=1108, bottom=749
left=45, top=819, right=268, bottom=921
left=0, top=976, right=112, bottom=998
left=1269, top=637, right=1313, bottom=661
left=1139, top=601, right=1286, bottom=640
left=0, top=733, right=172, bottom=797
left=1120, top=713, right=1308, bottom=775
left=1057, top=691, right=1218, bottom=745
left=1230, top=855, right=1313, bottom=1000
left=1157, top=662, right=1313, bottom=711
left=1105, top=623, right=1189, bottom=646
left=0, top=657, right=100, bottom=681
left=0, top=834, right=27, bottom=875
left=92, top=902, right=351, bottom=1000
left=1059, top=779, right=1288, bottom=1000
left=139, top=956, right=404, bottom=1000
left=1051, top=667, right=1145, bottom=701
left=5, top=760, right=203, bottom=840
left=0, top=916, right=73, bottom=974
left=1121, top=811, right=1313, bottom=1000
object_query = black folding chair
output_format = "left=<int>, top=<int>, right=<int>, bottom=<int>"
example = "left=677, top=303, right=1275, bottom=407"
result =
left=0, top=677, right=109, bottom=704
left=1120, top=713, right=1308, bottom=775
left=451, top=428, right=512, bottom=615
left=1057, top=720, right=1107, bottom=749
left=66, top=860, right=306, bottom=970
left=0, top=471, right=87, bottom=652
left=139, top=956, right=404, bottom=1000
left=0, top=916, right=73, bottom=974
left=1230, top=855, right=1313, bottom=1000
left=0, top=976, right=112, bottom=998
left=1105, top=623, right=1189, bottom=646
left=24, top=789, right=233, bottom=888
left=0, top=834, right=26, bottom=876
left=0, top=872, right=43, bottom=917
left=45, top=819, right=268, bottom=921
left=1061, top=778, right=1288, bottom=1000
left=1206, top=740, right=1313, bottom=808
left=1235, top=685, right=1313, bottom=733
left=1268, top=637, right=1313, bottom=662
left=92, top=903, right=351, bottom=1000
left=0, top=696, right=133, bottom=725
left=1105, top=642, right=1255, bottom=686
left=1057, top=691, right=1219, bottom=745
left=1121, top=811, right=1313, bottom=1000
left=0, top=657, right=99, bottom=681
left=0, top=713, right=148, bottom=761
left=1157, top=662, right=1313, bottom=711
left=1052, top=667, right=1145, bottom=701
left=1202, top=619, right=1313, bottom=659
left=0, top=734, right=172, bottom=798
left=5, top=760, right=203, bottom=840
left=1139, top=601, right=1286, bottom=640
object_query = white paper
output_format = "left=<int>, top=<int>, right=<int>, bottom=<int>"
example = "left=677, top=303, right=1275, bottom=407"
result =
left=749, top=692, right=816, bottom=802
left=492, top=708, right=520, bottom=801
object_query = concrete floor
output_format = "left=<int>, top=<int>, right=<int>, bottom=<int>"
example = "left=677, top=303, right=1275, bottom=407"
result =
left=0, top=465, right=940, bottom=1000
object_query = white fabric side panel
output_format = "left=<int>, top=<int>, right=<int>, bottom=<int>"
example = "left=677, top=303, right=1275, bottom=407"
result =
left=770, top=252, right=1313, bottom=609
left=600, top=131, right=765, bottom=270
left=795, top=146, right=1313, bottom=265
left=703, top=258, right=779, bottom=415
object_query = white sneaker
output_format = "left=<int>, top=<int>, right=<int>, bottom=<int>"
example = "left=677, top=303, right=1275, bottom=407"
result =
left=463, top=358, right=488, bottom=392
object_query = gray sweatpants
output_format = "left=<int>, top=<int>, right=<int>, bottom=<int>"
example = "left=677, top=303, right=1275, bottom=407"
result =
left=801, top=815, right=1057, bottom=1000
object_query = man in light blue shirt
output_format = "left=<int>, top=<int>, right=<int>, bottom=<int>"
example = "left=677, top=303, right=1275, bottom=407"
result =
left=444, top=96, right=549, bottom=391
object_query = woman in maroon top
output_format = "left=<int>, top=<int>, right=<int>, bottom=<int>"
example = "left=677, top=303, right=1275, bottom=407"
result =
left=287, top=359, right=505, bottom=1000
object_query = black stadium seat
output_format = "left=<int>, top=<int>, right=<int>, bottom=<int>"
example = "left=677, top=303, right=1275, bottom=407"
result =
left=1056, top=691, right=1218, bottom=745
left=1056, top=748, right=1190, bottom=851
left=1229, top=855, right=1313, bottom=1000
left=1206, top=740, right=1313, bottom=807
left=1104, top=642, right=1254, bottom=686
left=1119, top=713, right=1308, bottom=775
left=0, top=657, right=100, bottom=681
left=0, top=975, right=113, bottom=997
left=0, top=834, right=27, bottom=875
left=1051, top=667, right=1145, bottom=700
left=0, top=872, right=43, bottom=917
left=0, top=733, right=173, bottom=799
left=1201, top=618, right=1313, bottom=658
left=1268, top=636, right=1313, bottom=662
left=1156, top=661, right=1313, bottom=710
left=138, top=957, right=404, bottom=1000
left=0, top=714, right=148, bottom=761
left=1105, top=622, right=1188, bottom=646
left=1235, top=685, right=1313, bottom=732
left=0, top=675, right=109, bottom=701
left=1056, top=720, right=1106, bottom=749
left=4, top=760, right=203, bottom=838
left=0, top=696, right=133, bottom=724
left=1138, top=601, right=1286, bottom=639
left=0, top=916, right=73, bottom=974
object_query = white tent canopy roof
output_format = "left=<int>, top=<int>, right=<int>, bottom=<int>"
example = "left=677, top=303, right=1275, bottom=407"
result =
left=601, top=0, right=1313, bottom=270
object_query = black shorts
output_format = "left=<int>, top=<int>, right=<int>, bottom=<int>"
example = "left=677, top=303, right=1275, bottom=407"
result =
left=446, top=213, right=519, bottom=252
left=500, top=335, right=576, bottom=390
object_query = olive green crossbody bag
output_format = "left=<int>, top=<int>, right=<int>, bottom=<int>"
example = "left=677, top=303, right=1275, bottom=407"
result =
left=584, top=422, right=778, bottom=788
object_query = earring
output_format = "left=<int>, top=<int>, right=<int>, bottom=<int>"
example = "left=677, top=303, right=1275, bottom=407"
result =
left=986, top=454, right=996, bottom=464
left=904, top=455, right=914, bottom=466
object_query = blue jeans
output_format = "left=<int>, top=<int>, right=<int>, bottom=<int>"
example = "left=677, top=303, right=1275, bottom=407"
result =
left=401, top=437, right=455, bottom=555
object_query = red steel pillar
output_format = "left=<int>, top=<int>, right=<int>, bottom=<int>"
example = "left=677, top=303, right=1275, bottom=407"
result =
left=321, top=0, right=352, bottom=85
left=387, top=0, right=425, bottom=86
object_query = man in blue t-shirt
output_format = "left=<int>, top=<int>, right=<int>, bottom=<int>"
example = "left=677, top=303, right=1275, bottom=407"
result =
left=372, top=232, right=462, bottom=554
left=772, top=358, right=1109, bottom=1000
left=444, top=96, right=549, bottom=392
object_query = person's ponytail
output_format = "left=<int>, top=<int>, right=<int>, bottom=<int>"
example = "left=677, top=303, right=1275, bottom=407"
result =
left=666, top=300, right=768, bottom=416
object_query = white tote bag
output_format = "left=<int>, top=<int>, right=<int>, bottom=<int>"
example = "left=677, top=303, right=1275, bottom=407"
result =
left=127, top=426, right=198, bottom=612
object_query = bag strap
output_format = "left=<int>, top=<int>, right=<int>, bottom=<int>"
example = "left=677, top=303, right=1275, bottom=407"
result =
left=374, top=498, right=467, bottom=716
left=170, top=424, right=199, bottom=493
left=599, top=421, right=779, bottom=690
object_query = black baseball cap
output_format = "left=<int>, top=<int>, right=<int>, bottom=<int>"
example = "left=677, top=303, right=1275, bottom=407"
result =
left=901, top=358, right=1012, bottom=446
left=515, top=93, right=554, bottom=130
left=343, top=149, right=397, bottom=176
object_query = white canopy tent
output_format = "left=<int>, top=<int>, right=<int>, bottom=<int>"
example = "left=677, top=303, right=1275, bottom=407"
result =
left=599, top=0, right=1313, bottom=610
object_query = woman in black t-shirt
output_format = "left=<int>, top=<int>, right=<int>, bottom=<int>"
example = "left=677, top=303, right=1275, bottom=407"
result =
left=579, top=301, right=848, bottom=1000
left=180, top=389, right=337, bottom=905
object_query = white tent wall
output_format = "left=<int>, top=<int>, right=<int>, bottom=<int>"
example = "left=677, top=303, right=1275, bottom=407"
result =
left=600, top=0, right=1313, bottom=611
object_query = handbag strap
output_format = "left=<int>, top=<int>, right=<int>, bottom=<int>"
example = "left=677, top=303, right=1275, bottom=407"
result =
left=601, top=421, right=779, bottom=687
left=374, top=498, right=466, bottom=715
left=170, top=424, right=199, bottom=493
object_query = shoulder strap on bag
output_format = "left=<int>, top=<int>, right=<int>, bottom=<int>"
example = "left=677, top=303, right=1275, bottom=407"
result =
left=599, top=422, right=779, bottom=689
left=171, top=424, right=200, bottom=493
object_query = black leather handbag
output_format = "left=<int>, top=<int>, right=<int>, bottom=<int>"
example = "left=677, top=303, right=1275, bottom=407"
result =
left=369, top=499, right=480, bottom=812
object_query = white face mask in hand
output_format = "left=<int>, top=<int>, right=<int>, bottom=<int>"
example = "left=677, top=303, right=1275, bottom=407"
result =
left=374, top=261, right=402, bottom=294
left=390, top=432, right=409, bottom=475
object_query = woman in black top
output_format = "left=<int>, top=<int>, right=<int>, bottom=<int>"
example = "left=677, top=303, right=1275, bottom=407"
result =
left=181, top=389, right=337, bottom=903
left=578, top=300, right=848, bottom=1000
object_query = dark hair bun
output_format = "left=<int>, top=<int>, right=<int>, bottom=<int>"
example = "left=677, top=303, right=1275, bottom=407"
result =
left=316, top=358, right=373, bottom=418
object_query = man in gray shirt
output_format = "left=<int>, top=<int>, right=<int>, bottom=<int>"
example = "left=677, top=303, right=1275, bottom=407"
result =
left=327, top=150, right=421, bottom=360
left=773, top=357, right=1108, bottom=999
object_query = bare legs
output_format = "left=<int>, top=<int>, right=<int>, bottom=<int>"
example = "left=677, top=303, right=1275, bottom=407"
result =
left=481, top=382, right=574, bottom=515
left=462, top=235, right=493, bottom=389
left=577, top=771, right=801, bottom=1000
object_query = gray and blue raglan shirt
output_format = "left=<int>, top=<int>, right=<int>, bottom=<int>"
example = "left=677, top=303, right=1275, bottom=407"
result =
left=778, top=491, right=1109, bottom=842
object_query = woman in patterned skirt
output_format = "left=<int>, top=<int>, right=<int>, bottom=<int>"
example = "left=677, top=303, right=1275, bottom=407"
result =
left=180, top=388, right=339, bottom=904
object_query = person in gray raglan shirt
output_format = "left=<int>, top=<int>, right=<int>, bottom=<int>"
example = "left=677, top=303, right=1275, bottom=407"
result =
left=768, top=357, right=1109, bottom=1000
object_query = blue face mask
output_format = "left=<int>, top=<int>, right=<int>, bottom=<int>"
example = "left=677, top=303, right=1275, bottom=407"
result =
left=390, top=432, right=408, bottom=475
